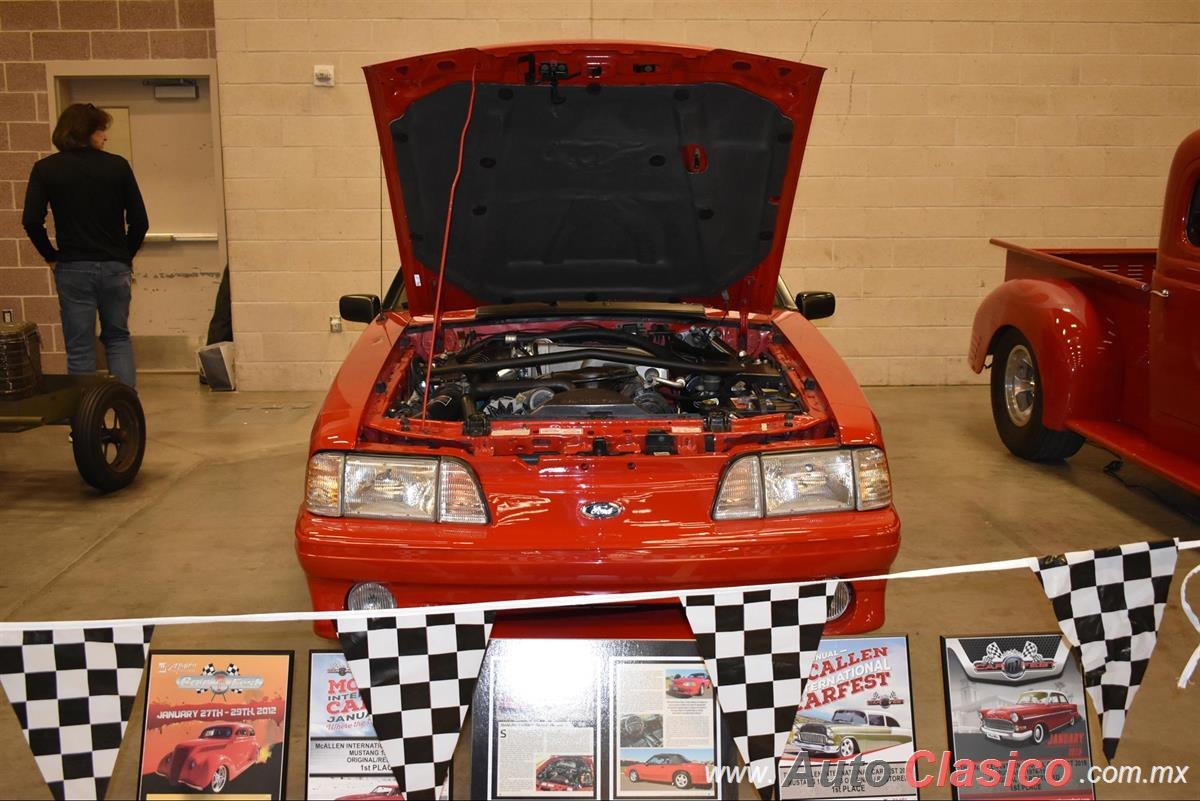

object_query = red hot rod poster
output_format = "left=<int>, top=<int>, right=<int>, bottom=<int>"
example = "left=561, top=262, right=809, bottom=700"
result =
left=137, top=651, right=293, bottom=799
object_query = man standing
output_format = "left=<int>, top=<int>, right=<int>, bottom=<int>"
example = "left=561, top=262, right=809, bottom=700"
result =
left=21, top=102, right=149, bottom=388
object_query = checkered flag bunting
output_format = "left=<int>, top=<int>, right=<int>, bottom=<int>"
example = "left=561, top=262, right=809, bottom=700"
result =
left=1034, top=540, right=1177, bottom=761
left=680, top=582, right=832, bottom=798
left=336, top=611, right=495, bottom=800
left=0, top=625, right=154, bottom=801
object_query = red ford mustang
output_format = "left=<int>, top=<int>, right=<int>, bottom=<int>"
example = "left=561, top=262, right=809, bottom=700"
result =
left=535, top=755, right=595, bottom=792
left=979, top=690, right=1080, bottom=745
left=296, top=41, right=900, bottom=638
left=670, top=671, right=712, bottom=697
left=626, top=753, right=711, bottom=790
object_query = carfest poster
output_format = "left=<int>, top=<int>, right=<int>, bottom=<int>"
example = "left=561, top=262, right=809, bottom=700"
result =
left=305, top=650, right=406, bottom=800
left=941, top=634, right=1094, bottom=801
left=779, top=636, right=917, bottom=800
left=137, top=650, right=293, bottom=800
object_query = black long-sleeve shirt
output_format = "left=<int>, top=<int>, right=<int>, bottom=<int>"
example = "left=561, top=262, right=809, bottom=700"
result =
left=22, top=148, right=149, bottom=266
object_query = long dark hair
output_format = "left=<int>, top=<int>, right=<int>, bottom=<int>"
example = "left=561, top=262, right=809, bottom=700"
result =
left=51, top=103, right=112, bottom=152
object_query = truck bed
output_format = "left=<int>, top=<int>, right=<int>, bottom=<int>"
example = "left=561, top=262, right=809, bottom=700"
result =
left=990, top=238, right=1157, bottom=291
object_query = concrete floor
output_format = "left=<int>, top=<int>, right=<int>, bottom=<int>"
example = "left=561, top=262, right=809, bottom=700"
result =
left=0, top=376, right=1197, bottom=799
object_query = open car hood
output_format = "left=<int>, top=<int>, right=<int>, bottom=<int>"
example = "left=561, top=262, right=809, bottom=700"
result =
left=364, top=42, right=824, bottom=317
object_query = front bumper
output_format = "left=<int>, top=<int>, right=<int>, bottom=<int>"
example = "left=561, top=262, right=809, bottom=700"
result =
left=798, top=741, right=839, bottom=756
left=980, top=723, right=1032, bottom=742
left=296, top=505, right=900, bottom=639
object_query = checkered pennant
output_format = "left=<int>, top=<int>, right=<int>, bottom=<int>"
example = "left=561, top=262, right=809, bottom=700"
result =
left=0, top=625, right=154, bottom=801
left=336, top=611, right=494, bottom=800
left=1034, top=540, right=1177, bottom=761
left=680, top=582, right=831, bottom=796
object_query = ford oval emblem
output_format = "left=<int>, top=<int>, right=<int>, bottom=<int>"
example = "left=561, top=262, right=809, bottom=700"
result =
left=581, top=501, right=624, bottom=520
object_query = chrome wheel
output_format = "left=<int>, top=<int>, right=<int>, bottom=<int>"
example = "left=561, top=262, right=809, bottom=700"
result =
left=1003, top=344, right=1037, bottom=427
left=1032, top=724, right=1045, bottom=745
left=211, top=765, right=228, bottom=793
left=839, top=738, right=858, bottom=757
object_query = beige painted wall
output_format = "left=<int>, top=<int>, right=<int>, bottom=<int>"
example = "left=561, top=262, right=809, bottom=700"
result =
left=214, top=0, right=1200, bottom=391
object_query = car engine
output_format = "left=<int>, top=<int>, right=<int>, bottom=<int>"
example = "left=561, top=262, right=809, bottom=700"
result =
left=386, top=324, right=807, bottom=422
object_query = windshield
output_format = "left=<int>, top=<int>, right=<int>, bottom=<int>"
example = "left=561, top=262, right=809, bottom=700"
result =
left=1017, top=691, right=1050, bottom=704
left=387, top=273, right=798, bottom=313
left=200, top=726, right=232, bottom=739
left=831, top=710, right=866, bottom=725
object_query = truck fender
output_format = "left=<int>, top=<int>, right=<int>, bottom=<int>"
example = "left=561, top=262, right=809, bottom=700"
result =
left=968, top=278, right=1118, bottom=428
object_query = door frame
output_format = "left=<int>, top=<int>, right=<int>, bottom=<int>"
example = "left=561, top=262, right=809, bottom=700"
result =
left=42, top=59, right=228, bottom=265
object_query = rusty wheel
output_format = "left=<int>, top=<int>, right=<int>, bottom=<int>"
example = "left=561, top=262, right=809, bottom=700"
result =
left=71, top=381, right=146, bottom=492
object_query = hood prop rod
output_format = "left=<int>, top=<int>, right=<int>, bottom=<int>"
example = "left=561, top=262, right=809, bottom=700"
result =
left=420, top=65, right=479, bottom=425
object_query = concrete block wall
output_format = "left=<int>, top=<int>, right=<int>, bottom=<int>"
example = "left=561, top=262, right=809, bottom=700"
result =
left=217, top=1, right=1200, bottom=390
left=16, top=1, right=1200, bottom=387
left=0, top=0, right=216, bottom=371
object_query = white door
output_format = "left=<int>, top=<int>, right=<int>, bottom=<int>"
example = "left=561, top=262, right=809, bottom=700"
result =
left=58, top=76, right=225, bottom=372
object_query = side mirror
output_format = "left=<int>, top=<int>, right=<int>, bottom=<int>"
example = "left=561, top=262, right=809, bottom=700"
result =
left=796, top=291, right=836, bottom=320
left=339, top=294, right=381, bottom=324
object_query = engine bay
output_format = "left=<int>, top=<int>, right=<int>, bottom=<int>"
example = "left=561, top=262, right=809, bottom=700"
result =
left=385, top=322, right=808, bottom=425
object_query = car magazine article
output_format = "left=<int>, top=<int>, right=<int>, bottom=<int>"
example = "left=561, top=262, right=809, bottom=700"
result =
left=472, top=639, right=736, bottom=800
left=136, top=651, right=293, bottom=800
left=941, top=635, right=1095, bottom=801
left=613, top=660, right=717, bottom=797
left=480, top=639, right=601, bottom=799
left=779, top=636, right=917, bottom=801
left=306, top=650, right=428, bottom=800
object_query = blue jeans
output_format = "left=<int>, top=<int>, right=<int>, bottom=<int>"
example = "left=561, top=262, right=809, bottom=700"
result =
left=54, top=260, right=136, bottom=388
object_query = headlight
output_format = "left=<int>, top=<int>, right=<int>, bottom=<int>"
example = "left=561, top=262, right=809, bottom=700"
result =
left=304, top=453, right=488, bottom=523
left=712, top=447, right=891, bottom=519
left=344, top=455, right=438, bottom=519
left=763, top=451, right=854, bottom=515
left=1010, top=712, right=1019, bottom=723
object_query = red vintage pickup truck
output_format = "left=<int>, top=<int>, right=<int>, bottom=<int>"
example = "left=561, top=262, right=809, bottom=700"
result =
left=969, top=129, right=1200, bottom=493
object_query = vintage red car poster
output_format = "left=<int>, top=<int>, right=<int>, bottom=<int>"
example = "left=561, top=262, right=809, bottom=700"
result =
left=779, top=636, right=917, bottom=800
left=941, top=635, right=1095, bottom=801
left=136, top=651, right=293, bottom=799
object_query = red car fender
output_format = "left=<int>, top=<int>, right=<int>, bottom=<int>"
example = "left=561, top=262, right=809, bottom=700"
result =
left=310, top=314, right=409, bottom=451
left=968, top=278, right=1116, bottom=429
left=772, top=310, right=882, bottom=447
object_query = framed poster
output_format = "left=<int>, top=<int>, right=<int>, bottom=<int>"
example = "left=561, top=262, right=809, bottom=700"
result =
left=137, top=650, right=293, bottom=800
left=304, top=650, right=449, bottom=800
left=941, top=634, right=1095, bottom=801
left=471, top=639, right=737, bottom=800
left=779, top=636, right=918, bottom=800
left=305, top=650, right=396, bottom=799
